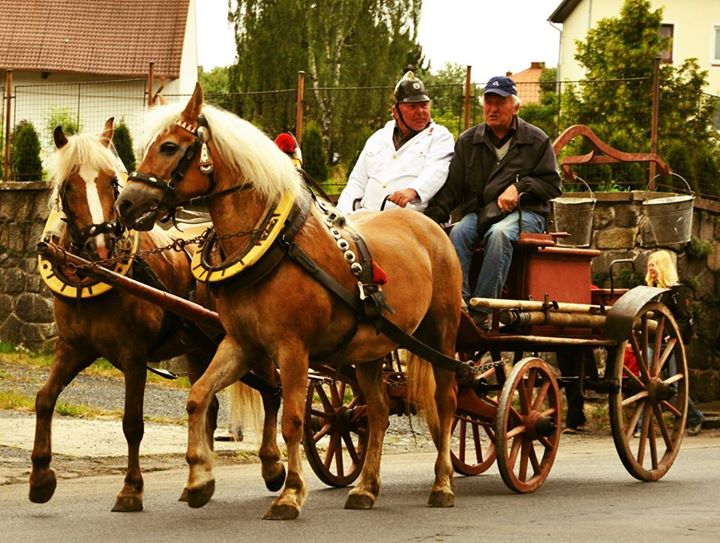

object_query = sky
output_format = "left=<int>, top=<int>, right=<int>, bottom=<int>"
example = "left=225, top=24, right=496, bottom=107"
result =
left=196, top=0, right=562, bottom=83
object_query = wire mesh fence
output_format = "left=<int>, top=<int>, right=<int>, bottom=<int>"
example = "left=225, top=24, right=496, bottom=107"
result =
left=1, top=75, right=718, bottom=199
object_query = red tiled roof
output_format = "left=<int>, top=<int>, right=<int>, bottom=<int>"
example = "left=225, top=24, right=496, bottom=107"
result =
left=0, top=0, right=190, bottom=78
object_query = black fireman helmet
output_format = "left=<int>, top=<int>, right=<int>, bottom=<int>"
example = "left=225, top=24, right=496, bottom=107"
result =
left=394, top=71, right=430, bottom=104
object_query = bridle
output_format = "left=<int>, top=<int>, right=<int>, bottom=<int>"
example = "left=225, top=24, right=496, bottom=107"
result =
left=59, top=174, right=125, bottom=257
left=126, top=114, right=252, bottom=219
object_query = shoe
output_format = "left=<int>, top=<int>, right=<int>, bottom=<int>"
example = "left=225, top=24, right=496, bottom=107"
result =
left=687, top=423, right=703, bottom=436
left=563, top=425, right=587, bottom=435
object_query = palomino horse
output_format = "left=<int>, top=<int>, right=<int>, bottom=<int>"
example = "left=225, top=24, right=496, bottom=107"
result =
left=30, top=118, right=226, bottom=512
left=116, top=83, right=462, bottom=519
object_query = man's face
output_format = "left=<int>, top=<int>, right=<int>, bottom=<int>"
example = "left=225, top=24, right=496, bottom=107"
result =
left=483, top=94, right=519, bottom=133
left=395, top=101, right=431, bottom=132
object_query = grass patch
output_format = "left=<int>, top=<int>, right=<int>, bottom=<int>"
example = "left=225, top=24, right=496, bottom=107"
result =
left=0, top=389, right=125, bottom=419
left=0, top=390, right=36, bottom=411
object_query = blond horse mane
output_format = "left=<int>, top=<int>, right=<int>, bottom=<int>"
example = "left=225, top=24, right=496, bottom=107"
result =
left=48, top=132, right=125, bottom=209
left=142, top=102, right=304, bottom=203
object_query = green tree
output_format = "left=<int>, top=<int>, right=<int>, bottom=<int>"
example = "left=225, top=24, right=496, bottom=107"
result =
left=199, top=66, right=232, bottom=110
left=562, top=0, right=720, bottom=195
left=45, top=108, right=80, bottom=146
left=229, top=0, right=424, bottom=169
left=519, top=67, right=560, bottom=140
left=420, top=62, right=466, bottom=138
left=11, top=120, right=43, bottom=181
left=112, top=119, right=136, bottom=172
left=301, top=123, right=328, bottom=182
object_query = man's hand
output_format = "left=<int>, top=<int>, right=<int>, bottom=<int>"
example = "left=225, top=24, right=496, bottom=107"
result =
left=387, top=188, right=419, bottom=208
left=497, top=184, right=519, bottom=212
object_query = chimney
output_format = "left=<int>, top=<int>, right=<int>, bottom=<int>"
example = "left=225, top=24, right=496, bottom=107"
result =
left=531, top=61, right=545, bottom=69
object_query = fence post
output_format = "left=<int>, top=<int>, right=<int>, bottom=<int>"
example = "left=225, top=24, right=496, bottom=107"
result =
left=147, top=62, right=155, bottom=108
left=649, top=56, right=660, bottom=190
left=296, top=70, right=305, bottom=145
left=464, top=65, right=472, bottom=130
left=3, top=70, right=12, bottom=182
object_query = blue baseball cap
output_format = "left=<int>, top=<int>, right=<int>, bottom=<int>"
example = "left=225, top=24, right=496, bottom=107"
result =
left=483, top=76, right=518, bottom=97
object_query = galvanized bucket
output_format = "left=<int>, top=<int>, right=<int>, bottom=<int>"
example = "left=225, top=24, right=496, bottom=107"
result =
left=643, top=173, right=694, bottom=245
left=551, top=177, right=596, bottom=247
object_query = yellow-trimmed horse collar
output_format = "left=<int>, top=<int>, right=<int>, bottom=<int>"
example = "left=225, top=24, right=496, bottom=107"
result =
left=191, top=191, right=296, bottom=283
left=38, top=207, right=140, bottom=299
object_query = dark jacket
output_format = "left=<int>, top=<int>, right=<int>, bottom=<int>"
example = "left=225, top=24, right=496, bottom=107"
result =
left=660, top=284, right=694, bottom=344
left=424, top=117, right=562, bottom=223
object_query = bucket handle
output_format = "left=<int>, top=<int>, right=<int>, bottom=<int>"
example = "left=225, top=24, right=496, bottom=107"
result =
left=648, top=172, right=694, bottom=196
left=569, top=176, right=596, bottom=201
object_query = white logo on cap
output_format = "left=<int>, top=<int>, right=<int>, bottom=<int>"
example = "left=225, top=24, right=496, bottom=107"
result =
left=493, top=81, right=499, bottom=86
left=413, top=82, right=420, bottom=90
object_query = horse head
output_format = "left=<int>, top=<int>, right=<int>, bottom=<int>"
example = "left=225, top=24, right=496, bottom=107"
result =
left=116, top=83, right=303, bottom=232
left=50, top=117, right=125, bottom=260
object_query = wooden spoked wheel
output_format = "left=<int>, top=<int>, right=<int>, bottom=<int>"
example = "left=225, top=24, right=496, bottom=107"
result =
left=302, top=374, right=368, bottom=487
left=608, top=302, right=688, bottom=482
left=495, top=357, right=562, bottom=493
left=451, top=362, right=501, bottom=475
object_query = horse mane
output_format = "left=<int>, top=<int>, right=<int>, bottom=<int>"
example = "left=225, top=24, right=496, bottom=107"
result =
left=49, top=132, right=125, bottom=209
left=142, top=102, right=304, bottom=202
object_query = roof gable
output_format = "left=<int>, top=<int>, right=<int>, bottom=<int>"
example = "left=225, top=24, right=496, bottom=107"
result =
left=549, top=0, right=582, bottom=23
left=0, top=0, right=190, bottom=78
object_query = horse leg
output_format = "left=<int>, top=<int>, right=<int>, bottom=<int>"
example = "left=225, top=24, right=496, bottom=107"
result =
left=427, top=366, right=456, bottom=507
left=345, top=359, right=387, bottom=510
left=112, top=359, right=148, bottom=512
left=256, top=361, right=285, bottom=492
left=185, top=337, right=250, bottom=508
left=29, top=340, right=94, bottom=503
left=186, top=351, right=219, bottom=450
left=263, top=346, right=309, bottom=520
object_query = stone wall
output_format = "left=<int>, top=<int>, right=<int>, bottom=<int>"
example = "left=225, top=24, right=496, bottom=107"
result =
left=551, top=191, right=720, bottom=402
left=1, top=184, right=719, bottom=400
left=0, top=183, right=55, bottom=352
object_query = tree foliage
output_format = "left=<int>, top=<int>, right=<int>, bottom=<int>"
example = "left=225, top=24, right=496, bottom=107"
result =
left=11, top=120, right=43, bottom=181
left=518, top=67, right=560, bottom=140
left=228, top=0, right=424, bottom=170
left=562, top=0, right=720, bottom=195
left=301, top=122, right=328, bottom=182
left=112, top=119, right=136, bottom=172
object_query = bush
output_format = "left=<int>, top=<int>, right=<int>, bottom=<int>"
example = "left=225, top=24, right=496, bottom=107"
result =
left=112, top=119, right=136, bottom=171
left=45, top=108, right=80, bottom=145
left=302, top=124, right=328, bottom=182
left=11, top=120, right=43, bottom=181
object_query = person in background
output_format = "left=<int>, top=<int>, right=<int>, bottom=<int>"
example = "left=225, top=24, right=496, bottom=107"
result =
left=336, top=71, right=454, bottom=214
left=644, top=250, right=704, bottom=436
left=424, top=75, right=561, bottom=329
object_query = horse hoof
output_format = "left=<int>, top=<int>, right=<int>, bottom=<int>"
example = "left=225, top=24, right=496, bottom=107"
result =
left=28, top=471, right=57, bottom=504
left=265, top=465, right=286, bottom=492
left=427, top=490, right=454, bottom=508
left=187, top=480, right=215, bottom=508
left=178, top=488, right=189, bottom=502
left=344, top=492, right=375, bottom=510
left=112, top=495, right=143, bottom=512
left=262, top=503, right=299, bottom=520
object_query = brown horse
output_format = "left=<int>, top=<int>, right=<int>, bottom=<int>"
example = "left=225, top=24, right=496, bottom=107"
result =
left=30, top=119, right=224, bottom=512
left=115, top=83, right=462, bottom=519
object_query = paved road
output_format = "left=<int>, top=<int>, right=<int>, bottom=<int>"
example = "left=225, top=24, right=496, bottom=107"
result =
left=2, top=432, right=719, bottom=543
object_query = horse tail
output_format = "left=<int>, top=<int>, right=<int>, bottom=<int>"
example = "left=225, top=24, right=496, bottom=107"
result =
left=405, top=351, right=439, bottom=433
left=227, top=379, right=263, bottom=439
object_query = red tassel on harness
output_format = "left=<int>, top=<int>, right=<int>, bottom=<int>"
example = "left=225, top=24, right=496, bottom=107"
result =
left=274, top=132, right=297, bottom=154
left=371, top=260, right=388, bottom=285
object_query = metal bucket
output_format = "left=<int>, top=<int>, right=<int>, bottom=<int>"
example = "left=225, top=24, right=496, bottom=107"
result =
left=551, top=177, right=596, bottom=247
left=643, top=174, right=694, bottom=245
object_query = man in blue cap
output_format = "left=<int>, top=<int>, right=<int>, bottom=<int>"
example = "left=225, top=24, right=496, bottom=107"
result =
left=425, top=75, right=561, bottom=329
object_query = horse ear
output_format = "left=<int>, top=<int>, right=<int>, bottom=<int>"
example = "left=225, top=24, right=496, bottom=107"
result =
left=54, top=125, right=68, bottom=149
left=182, top=82, right=204, bottom=121
left=100, top=117, right=115, bottom=147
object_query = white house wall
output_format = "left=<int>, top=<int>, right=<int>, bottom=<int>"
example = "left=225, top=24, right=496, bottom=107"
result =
left=556, top=0, right=720, bottom=96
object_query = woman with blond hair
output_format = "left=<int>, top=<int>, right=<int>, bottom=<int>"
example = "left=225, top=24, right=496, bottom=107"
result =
left=644, top=250, right=704, bottom=435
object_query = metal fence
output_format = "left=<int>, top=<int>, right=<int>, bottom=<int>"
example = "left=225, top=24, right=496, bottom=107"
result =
left=1, top=75, right=718, bottom=199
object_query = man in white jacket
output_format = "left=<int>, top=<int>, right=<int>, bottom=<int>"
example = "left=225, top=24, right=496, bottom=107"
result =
left=336, top=71, right=454, bottom=213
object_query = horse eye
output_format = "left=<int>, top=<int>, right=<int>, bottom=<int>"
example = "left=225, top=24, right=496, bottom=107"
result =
left=159, top=141, right=179, bottom=155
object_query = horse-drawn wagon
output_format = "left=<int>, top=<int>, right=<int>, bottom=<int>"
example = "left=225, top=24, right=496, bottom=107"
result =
left=34, top=85, right=691, bottom=519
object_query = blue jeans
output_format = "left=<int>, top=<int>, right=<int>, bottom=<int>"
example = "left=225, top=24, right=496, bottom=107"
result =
left=449, top=210, right=546, bottom=312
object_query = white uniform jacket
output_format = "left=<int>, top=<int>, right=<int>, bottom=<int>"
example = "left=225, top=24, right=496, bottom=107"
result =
left=337, top=120, right=454, bottom=213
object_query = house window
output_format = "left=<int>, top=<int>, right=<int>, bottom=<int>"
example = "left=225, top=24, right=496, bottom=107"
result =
left=715, top=26, right=720, bottom=63
left=659, top=23, right=674, bottom=63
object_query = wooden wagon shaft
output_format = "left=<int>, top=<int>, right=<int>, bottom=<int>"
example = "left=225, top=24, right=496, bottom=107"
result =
left=37, top=241, right=223, bottom=331
left=470, top=297, right=607, bottom=314
left=499, top=309, right=607, bottom=329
